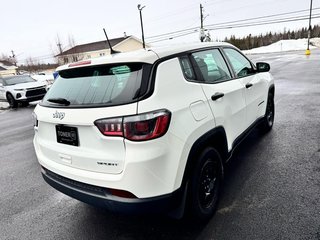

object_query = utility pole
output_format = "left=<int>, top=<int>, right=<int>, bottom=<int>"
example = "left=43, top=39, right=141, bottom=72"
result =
left=200, top=4, right=205, bottom=42
left=138, top=4, right=146, bottom=49
left=10, top=50, right=17, bottom=66
left=306, top=0, right=313, bottom=55
left=57, top=43, right=63, bottom=54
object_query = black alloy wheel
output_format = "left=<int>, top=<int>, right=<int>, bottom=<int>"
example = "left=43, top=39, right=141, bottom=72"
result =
left=189, top=147, right=223, bottom=221
left=198, top=159, right=219, bottom=209
left=261, top=93, right=275, bottom=132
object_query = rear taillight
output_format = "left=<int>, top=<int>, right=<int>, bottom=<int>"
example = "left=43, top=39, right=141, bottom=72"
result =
left=94, top=110, right=171, bottom=141
left=95, top=117, right=123, bottom=136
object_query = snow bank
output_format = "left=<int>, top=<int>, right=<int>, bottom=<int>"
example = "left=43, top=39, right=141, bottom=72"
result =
left=310, top=38, right=320, bottom=47
left=243, top=38, right=318, bottom=54
left=0, top=101, right=9, bottom=110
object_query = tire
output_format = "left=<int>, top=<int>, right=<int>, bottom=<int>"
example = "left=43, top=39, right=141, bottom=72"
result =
left=188, top=147, right=223, bottom=221
left=6, top=93, right=18, bottom=109
left=260, top=93, right=275, bottom=133
left=20, top=102, right=29, bottom=107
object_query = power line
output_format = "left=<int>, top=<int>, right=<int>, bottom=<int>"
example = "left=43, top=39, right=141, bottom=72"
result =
left=148, top=14, right=320, bottom=43
left=206, top=14, right=320, bottom=31
left=205, top=8, right=320, bottom=28
left=146, top=7, right=320, bottom=40
left=149, top=31, right=198, bottom=44
left=147, top=8, right=320, bottom=42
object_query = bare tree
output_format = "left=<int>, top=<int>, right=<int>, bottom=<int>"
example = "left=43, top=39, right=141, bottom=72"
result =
left=25, top=57, right=40, bottom=73
left=55, top=34, right=64, bottom=55
left=68, top=34, right=76, bottom=48
left=67, top=34, right=82, bottom=62
left=0, top=53, right=15, bottom=65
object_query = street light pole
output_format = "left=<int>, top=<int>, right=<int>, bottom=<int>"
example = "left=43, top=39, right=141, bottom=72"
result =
left=306, top=0, right=313, bottom=55
left=137, top=4, right=146, bottom=49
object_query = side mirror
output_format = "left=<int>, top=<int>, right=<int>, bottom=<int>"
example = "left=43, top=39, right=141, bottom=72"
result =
left=256, top=62, right=270, bottom=72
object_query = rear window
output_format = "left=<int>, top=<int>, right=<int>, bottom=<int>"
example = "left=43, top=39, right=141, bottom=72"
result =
left=42, top=63, right=149, bottom=108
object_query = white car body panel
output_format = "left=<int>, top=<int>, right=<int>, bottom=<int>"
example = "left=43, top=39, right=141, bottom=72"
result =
left=200, top=79, right=247, bottom=151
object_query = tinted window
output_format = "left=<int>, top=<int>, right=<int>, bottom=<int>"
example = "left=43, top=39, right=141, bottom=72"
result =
left=42, top=63, right=146, bottom=107
left=191, top=49, right=232, bottom=83
left=179, top=56, right=196, bottom=80
left=224, top=48, right=254, bottom=78
left=3, top=76, right=35, bottom=86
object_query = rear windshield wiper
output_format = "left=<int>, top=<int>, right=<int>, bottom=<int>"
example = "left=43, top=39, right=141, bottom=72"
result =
left=47, top=98, right=70, bottom=106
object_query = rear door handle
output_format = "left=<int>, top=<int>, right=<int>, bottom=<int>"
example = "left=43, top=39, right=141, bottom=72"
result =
left=246, top=83, right=253, bottom=89
left=211, top=92, right=224, bottom=101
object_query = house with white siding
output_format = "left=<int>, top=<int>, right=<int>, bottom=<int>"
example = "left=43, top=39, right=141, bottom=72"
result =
left=0, top=60, right=18, bottom=76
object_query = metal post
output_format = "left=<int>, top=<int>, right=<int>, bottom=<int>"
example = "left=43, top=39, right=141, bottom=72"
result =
left=200, top=4, right=204, bottom=42
left=138, top=4, right=146, bottom=49
left=306, top=0, right=313, bottom=55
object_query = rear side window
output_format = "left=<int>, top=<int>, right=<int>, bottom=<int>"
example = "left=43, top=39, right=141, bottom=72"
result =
left=179, top=56, right=196, bottom=80
left=42, top=63, right=148, bottom=107
left=223, top=48, right=255, bottom=78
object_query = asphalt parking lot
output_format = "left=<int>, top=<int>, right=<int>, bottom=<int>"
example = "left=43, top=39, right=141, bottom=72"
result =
left=0, top=50, right=319, bottom=240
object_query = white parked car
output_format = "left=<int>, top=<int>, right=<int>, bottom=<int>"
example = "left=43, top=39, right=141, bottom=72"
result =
left=31, top=74, right=54, bottom=89
left=33, top=42, right=274, bottom=220
left=0, top=75, right=47, bottom=108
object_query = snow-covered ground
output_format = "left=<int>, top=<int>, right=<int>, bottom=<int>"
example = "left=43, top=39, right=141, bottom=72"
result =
left=0, top=101, right=9, bottom=111
left=243, top=38, right=320, bottom=54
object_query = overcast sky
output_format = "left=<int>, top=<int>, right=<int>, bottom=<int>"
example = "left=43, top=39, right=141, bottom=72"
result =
left=1, top=0, right=319, bottom=64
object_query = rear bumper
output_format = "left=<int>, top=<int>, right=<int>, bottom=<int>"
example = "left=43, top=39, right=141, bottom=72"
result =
left=41, top=167, right=184, bottom=214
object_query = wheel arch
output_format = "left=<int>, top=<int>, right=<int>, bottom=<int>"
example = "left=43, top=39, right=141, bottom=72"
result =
left=5, top=91, right=13, bottom=98
left=182, top=126, right=228, bottom=185
left=268, top=84, right=275, bottom=97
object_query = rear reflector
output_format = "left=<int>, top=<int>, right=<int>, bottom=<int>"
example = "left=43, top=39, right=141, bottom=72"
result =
left=94, top=110, right=171, bottom=141
left=109, top=189, right=137, bottom=198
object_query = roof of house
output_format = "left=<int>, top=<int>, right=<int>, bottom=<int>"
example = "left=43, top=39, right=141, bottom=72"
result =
left=0, top=60, right=17, bottom=71
left=56, top=36, right=130, bottom=57
left=0, top=60, right=15, bottom=67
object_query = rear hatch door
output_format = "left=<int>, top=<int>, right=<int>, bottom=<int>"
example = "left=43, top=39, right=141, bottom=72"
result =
left=35, top=63, right=149, bottom=174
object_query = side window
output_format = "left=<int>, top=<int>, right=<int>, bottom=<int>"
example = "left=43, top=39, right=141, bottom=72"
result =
left=224, top=48, right=254, bottom=78
left=191, top=49, right=232, bottom=83
left=179, top=56, right=196, bottom=80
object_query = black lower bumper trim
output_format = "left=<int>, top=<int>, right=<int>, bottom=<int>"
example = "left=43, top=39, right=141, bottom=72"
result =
left=41, top=167, right=183, bottom=214
left=20, top=94, right=46, bottom=102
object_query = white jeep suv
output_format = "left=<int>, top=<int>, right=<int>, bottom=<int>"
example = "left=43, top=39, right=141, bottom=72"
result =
left=33, top=42, right=274, bottom=220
